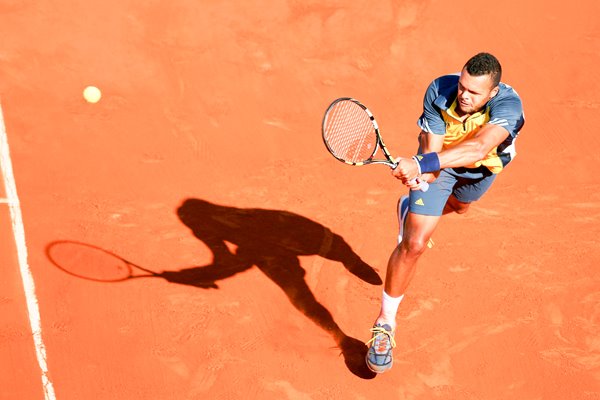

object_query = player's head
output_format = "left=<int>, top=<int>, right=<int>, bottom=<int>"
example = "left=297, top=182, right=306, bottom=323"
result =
left=457, top=52, right=502, bottom=114
left=464, top=52, right=502, bottom=87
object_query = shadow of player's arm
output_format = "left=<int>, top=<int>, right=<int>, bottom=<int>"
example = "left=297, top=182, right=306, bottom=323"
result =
left=160, top=238, right=254, bottom=289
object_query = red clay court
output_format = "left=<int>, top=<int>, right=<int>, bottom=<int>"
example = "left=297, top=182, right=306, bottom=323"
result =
left=1, top=1, right=599, bottom=399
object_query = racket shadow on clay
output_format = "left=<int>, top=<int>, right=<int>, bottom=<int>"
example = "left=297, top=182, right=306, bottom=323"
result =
left=46, top=240, right=219, bottom=289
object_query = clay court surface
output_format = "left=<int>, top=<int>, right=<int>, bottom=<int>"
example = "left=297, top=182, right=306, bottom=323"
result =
left=1, top=1, right=599, bottom=399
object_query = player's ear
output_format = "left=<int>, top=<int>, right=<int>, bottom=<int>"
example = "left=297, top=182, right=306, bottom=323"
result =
left=490, top=86, right=499, bottom=99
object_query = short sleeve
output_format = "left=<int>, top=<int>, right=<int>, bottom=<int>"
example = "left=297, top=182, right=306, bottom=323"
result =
left=488, top=85, right=525, bottom=138
left=417, top=80, right=446, bottom=135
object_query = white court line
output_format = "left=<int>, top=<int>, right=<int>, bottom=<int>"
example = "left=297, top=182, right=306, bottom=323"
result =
left=0, top=104, right=56, bottom=400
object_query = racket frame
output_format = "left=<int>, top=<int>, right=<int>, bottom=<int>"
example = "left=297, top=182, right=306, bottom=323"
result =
left=322, top=97, right=429, bottom=192
left=322, top=97, right=398, bottom=168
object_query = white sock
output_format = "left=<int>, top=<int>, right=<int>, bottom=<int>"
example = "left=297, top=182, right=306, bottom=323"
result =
left=376, top=291, right=404, bottom=330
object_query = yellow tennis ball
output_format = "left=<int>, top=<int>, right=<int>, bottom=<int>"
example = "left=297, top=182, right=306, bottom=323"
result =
left=83, top=86, right=102, bottom=103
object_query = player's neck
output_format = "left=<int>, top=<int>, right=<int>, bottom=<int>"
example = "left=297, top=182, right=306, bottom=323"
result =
left=454, top=108, right=470, bottom=120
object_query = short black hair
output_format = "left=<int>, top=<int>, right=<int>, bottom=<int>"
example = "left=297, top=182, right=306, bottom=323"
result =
left=464, top=52, right=502, bottom=88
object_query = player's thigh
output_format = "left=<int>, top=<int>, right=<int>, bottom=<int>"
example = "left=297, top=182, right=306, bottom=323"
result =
left=408, top=169, right=457, bottom=216
left=404, top=212, right=440, bottom=245
left=452, top=169, right=497, bottom=203
left=445, top=194, right=470, bottom=214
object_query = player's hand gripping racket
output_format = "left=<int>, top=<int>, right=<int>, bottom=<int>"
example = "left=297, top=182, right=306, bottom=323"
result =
left=322, top=97, right=428, bottom=192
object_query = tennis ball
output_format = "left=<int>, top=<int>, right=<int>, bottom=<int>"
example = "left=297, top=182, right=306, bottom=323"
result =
left=83, top=86, right=102, bottom=103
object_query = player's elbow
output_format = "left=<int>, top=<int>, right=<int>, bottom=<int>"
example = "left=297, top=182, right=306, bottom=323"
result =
left=470, top=141, right=491, bottom=162
left=473, top=149, right=488, bottom=162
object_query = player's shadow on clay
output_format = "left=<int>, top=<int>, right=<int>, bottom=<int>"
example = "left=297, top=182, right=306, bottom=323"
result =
left=46, top=199, right=382, bottom=379
left=171, top=198, right=381, bottom=379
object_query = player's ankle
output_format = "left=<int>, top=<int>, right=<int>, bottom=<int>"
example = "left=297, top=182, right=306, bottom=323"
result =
left=375, top=317, right=396, bottom=331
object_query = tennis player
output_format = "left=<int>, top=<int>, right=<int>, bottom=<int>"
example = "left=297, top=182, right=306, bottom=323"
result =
left=366, top=52, right=525, bottom=373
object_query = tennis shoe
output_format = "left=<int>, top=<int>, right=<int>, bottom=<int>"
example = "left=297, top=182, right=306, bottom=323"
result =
left=365, top=323, right=396, bottom=373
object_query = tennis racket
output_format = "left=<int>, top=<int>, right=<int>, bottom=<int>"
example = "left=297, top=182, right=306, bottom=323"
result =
left=46, top=240, right=162, bottom=282
left=322, top=97, right=428, bottom=192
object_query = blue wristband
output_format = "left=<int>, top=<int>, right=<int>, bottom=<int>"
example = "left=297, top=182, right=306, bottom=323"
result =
left=414, top=152, right=440, bottom=174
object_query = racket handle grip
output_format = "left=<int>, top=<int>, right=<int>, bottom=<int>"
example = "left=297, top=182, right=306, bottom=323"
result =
left=391, top=161, right=429, bottom=192
left=412, top=178, right=429, bottom=192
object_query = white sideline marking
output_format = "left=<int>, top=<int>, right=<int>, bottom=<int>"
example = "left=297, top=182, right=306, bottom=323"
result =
left=0, top=104, right=56, bottom=400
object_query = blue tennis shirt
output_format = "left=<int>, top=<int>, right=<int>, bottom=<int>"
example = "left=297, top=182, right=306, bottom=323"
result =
left=417, top=74, right=525, bottom=173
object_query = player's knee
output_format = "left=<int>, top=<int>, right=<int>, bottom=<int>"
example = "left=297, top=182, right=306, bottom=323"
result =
left=401, top=236, right=429, bottom=257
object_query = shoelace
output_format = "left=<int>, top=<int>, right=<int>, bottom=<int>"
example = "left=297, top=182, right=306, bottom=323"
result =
left=366, top=326, right=396, bottom=350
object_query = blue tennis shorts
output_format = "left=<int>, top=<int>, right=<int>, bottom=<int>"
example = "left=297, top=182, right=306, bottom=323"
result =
left=409, top=166, right=497, bottom=216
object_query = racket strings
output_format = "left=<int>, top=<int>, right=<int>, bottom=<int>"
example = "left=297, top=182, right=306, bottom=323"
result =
left=323, top=101, right=378, bottom=163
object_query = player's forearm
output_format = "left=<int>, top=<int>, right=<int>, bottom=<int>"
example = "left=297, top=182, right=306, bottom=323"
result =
left=406, top=127, right=507, bottom=180
left=413, top=139, right=489, bottom=174
left=437, top=140, right=488, bottom=169
left=415, top=123, right=509, bottom=173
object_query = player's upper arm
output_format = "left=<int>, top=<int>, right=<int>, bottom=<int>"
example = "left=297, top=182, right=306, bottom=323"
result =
left=419, top=130, right=445, bottom=153
left=474, top=123, right=511, bottom=155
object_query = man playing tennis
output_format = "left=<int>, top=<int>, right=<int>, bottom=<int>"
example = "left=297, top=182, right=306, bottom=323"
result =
left=366, top=53, right=525, bottom=373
